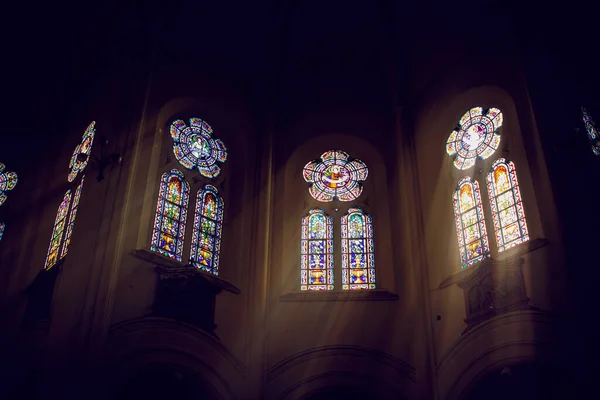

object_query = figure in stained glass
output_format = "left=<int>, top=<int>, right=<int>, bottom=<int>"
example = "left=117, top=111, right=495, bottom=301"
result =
left=446, top=107, right=503, bottom=170
left=0, top=162, right=18, bottom=206
left=581, top=107, right=600, bottom=156
left=486, top=159, right=529, bottom=252
left=170, top=118, right=228, bottom=178
left=151, top=169, right=190, bottom=261
left=45, top=190, right=73, bottom=269
left=301, top=208, right=334, bottom=290
left=68, top=122, right=96, bottom=182
left=191, top=185, right=224, bottom=274
left=453, top=177, right=490, bottom=268
left=303, top=150, right=368, bottom=202
left=341, top=207, right=376, bottom=290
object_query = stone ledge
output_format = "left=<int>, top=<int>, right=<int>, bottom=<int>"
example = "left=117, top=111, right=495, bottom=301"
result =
left=280, top=289, right=398, bottom=302
left=437, top=237, right=548, bottom=289
left=133, top=248, right=184, bottom=268
left=133, top=248, right=240, bottom=294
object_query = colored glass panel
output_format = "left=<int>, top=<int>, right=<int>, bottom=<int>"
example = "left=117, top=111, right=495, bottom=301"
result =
left=68, top=122, right=96, bottom=182
left=45, top=190, right=73, bottom=269
left=581, top=107, right=600, bottom=156
left=341, top=207, right=376, bottom=290
left=191, top=185, right=224, bottom=275
left=0, top=162, right=18, bottom=206
left=303, top=150, right=368, bottom=202
left=446, top=107, right=503, bottom=170
left=60, top=177, right=85, bottom=258
left=301, top=208, right=334, bottom=290
left=0, top=222, right=4, bottom=242
left=170, top=118, right=228, bottom=178
left=487, top=159, right=529, bottom=252
left=151, top=170, right=190, bottom=261
left=453, top=177, right=490, bottom=268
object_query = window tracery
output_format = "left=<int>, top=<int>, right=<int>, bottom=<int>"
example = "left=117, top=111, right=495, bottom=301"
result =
left=341, top=207, right=376, bottom=290
left=68, top=121, right=96, bottom=182
left=44, top=122, right=95, bottom=268
left=191, top=185, right=224, bottom=274
left=60, top=178, right=85, bottom=258
left=453, top=177, right=490, bottom=268
left=581, top=107, right=600, bottom=156
left=0, top=162, right=18, bottom=206
left=446, top=107, right=503, bottom=170
left=301, top=208, right=334, bottom=290
left=170, top=118, right=228, bottom=178
left=151, top=170, right=190, bottom=261
left=486, top=159, right=529, bottom=252
left=303, top=150, right=368, bottom=202
left=45, top=190, right=73, bottom=269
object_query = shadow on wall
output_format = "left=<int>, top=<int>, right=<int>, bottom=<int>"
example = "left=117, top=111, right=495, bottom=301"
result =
left=461, top=363, right=574, bottom=400
left=109, top=364, right=215, bottom=400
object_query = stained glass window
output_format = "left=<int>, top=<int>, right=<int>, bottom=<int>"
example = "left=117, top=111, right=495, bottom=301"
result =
left=446, top=107, right=503, bottom=170
left=0, top=162, right=18, bottom=206
left=170, top=118, right=228, bottom=178
left=60, top=177, right=85, bottom=258
left=151, top=169, right=190, bottom=261
left=341, top=207, right=376, bottom=290
left=191, top=185, right=224, bottom=274
left=453, top=177, right=490, bottom=268
left=45, top=190, right=73, bottom=269
left=486, top=159, right=529, bottom=252
left=68, top=121, right=96, bottom=182
left=581, top=107, right=600, bottom=156
left=0, top=222, right=4, bottom=242
left=300, top=208, right=334, bottom=290
left=303, top=150, right=368, bottom=202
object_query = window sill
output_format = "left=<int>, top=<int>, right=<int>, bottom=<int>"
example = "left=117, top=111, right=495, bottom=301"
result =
left=280, top=289, right=398, bottom=302
left=437, top=237, right=548, bottom=289
left=133, top=248, right=240, bottom=294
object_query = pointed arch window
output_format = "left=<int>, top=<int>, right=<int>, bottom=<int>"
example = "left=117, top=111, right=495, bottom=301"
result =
left=581, top=107, right=600, bottom=156
left=486, top=159, right=529, bottom=252
left=341, top=207, right=376, bottom=290
left=191, top=185, right=224, bottom=274
left=60, top=178, right=85, bottom=258
left=43, top=122, right=95, bottom=269
left=453, top=177, right=490, bottom=268
left=45, top=190, right=73, bottom=269
left=301, top=208, right=334, bottom=290
left=151, top=170, right=190, bottom=261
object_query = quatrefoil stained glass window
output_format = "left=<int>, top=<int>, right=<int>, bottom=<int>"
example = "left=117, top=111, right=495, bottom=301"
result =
left=303, top=150, right=368, bottom=202
left=170, top=118, right=228, bottom=178
left=68, top=122, right=96, bottom=182
left=446, top=107, right=503, bottom=170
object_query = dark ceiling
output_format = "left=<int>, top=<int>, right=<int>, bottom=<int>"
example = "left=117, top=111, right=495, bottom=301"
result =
left=1, top=0, right=597, bottom=166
